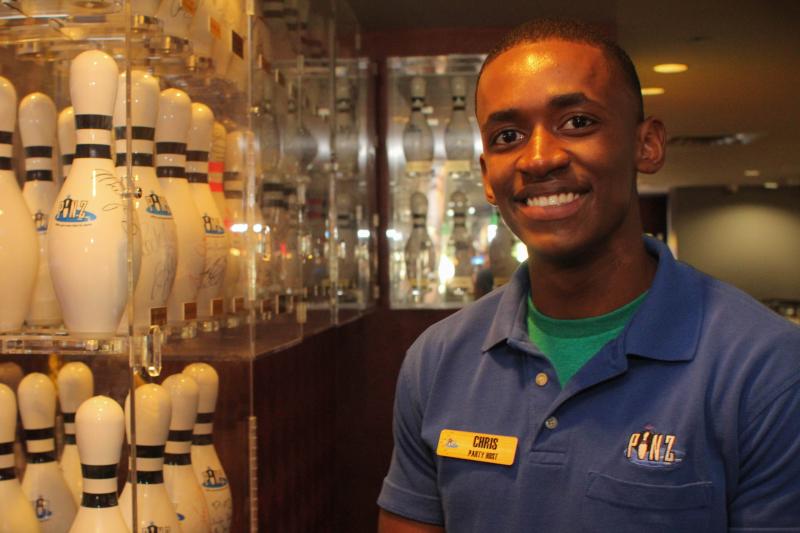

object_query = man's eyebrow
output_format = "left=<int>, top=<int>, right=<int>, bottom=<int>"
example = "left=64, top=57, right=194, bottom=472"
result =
left=549, top=92, right=591, bottom=108
left=483, top=109, right=521, bottom=125
left=482, top=93, right=597, bottom=126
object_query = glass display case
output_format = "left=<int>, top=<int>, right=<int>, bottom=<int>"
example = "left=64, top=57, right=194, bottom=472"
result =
left=0, top=1, right=374, bottom=531
left=385, top=54, right=526, bottom=309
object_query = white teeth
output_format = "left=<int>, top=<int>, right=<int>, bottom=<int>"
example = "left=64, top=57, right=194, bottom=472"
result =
left=525, top=192, right=580, bottom=207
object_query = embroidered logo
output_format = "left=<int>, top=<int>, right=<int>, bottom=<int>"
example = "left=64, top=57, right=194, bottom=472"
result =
left=624, top=425, right=684, bottom=467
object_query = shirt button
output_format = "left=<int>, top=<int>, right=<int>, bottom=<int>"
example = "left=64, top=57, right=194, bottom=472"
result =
left=535, top=372, right=549, bottom=387
left=544, top=416, right=558, bottom=430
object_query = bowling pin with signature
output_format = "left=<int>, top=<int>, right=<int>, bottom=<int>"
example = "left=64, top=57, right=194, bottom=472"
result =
left=119, top=384, right=182, bottom=532
left=0, top=383, right=41, bottom=533
left=157, top=88, right=206, bottom=332
left=184, top=363, right=232, bottom=532
left=115, top=70, right=179, bottom=334
left=188, top=103, right=228, bottom=324
left=68, top=395, right=127, bottom=533
left=57, top=107, right=75, bottom=183
left=163, top=373, right=211, bottom=532
left=56, top=363, right=93, bottom=505
left=0, top=76, right=39, bottom=333
left=48, top=49, right=141, bottom=338
left=19, top=373, right=77, bottom=532
left=19, top=91, right=62, bottom=327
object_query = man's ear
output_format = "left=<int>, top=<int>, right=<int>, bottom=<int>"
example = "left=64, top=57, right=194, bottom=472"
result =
left=480, top=154, right=496, bottom=205
left=636, top=117, right=666, bottom=174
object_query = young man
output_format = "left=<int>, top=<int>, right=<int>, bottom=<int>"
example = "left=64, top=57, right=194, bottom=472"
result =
left=377, top=19, right=800, bottom=532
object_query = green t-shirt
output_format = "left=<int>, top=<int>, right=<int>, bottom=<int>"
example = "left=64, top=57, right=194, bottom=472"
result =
left=526, top=291, right=648, bottom=387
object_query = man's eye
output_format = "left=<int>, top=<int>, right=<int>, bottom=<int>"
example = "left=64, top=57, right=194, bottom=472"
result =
left=493, top=130, right=524, bottom=145
left=562, top=115, right=596, bottom=130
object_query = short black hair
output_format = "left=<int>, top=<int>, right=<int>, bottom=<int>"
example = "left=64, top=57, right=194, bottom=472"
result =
left=477, top=18, right=644, bottom=122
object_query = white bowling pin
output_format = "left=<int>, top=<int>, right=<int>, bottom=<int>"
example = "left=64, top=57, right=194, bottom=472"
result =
left=0, top=383, right=41, bottom=533
left=188, top=103, right=228, bottom=322
left=183, top=363, right=232, bottom=532
left=211, top=122, right=240, bottom=317
left=0, top=362, right=26, bottom=475
left=119, top=384, right=182, bottom=532
left=48, top=49, right=142, bottom=338
left=209, top=122, right=227, bottom=223
left=55, top=363, right=94, bottom=505
left=157, top=88, right=206, bottom=329
left=57, top=107, right=75, bottom=183
left=0, top=76, right=39, bottom=333
left=18, top=373, right=77, bottom=532
left=68, top=395, right=127, bottom=533
left=223, top=131, right=245, bottom=313
left=114, top=71, right=179, bottom=334
left=163, top=374, right=211, bottom=532
left=20, top=92, right=62, bottom=327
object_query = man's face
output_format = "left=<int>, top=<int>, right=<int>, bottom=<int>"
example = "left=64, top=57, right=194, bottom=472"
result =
left=477, top=39, right=661, bottom=262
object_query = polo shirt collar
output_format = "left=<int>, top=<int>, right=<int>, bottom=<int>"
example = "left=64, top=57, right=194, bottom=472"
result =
left=480, top=236, right=703, bottom=363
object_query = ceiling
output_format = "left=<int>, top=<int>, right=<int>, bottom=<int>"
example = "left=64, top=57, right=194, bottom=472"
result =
left=346, top=0, right=800, bottom=191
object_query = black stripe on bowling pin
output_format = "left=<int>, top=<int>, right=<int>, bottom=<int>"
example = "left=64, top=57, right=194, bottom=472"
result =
left=80, top=463, right=118, bottom=508
left=0, top=130, right=12, bottom=170
left=185, top=149, right=209, bottom=183
left=0, top=441, right=15, bottom=480
left=63, top=412, right=76, bottom=445
left=223, top=171, right=243, bottom=199
left=74, top=113, right=113, bottom=160
left=191, top=411, right=214, bottom=445
left=114, top=126, right=156, bottom=169
left=164, top=428, right=193, bottom=466
left=156, top=141, right=187, bottom=178
left=24, top=426, right=56, bottom=463
left=130, top=444, right=166, bottom=484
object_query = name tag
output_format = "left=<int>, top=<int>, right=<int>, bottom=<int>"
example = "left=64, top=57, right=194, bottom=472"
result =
left=436, top=429, right=518, bottom=466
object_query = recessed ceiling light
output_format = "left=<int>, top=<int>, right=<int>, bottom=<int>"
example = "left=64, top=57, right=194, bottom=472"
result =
left=654, top=63, right=688, bottom=74
left=764, top=182, right=779, bottom=190
left=744, top=169, right=760, bottom=177
left=641, top=87, right=665, bottom=96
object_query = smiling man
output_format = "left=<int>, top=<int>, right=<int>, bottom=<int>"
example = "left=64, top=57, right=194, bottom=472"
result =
left=377, top=18, right=800, bottom=533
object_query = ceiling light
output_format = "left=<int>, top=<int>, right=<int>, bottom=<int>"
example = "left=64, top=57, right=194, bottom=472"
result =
left=764, top=182, right=779, bottom=190
left=653, top=63, right=688, bottom=74
left=744, top=169, right=760, bottom=177
left=641, top=87, right=665, bottom=96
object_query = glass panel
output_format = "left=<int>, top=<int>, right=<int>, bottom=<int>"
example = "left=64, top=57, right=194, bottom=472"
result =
left=386, top=55, right=525, bottom=309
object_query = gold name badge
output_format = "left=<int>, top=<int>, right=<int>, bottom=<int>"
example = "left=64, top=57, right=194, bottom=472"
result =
left=436, top=429, right=518, bottom=466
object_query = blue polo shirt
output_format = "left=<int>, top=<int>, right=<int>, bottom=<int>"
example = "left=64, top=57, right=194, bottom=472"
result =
left=378, top=237, right=800, bottom=532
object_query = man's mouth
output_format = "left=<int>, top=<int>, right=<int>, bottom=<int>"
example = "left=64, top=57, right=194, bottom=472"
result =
left=525, top=192, right=582, bottom=208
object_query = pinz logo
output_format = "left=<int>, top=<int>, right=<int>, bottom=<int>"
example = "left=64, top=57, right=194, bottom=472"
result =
left=624, top=425, right=684, bottom=467
left=202, top=465, right=229, bottom=490
left=33, top=210, right=48, bottom=232
left=142, top=523, right=171, bottom=533
left=202, top=213, right=225, bottom=235
left=54, top=195, right=96, bottom=224
left=145, top=191, right=173, bottom=218
left=33, top=495, right=52, bottom=521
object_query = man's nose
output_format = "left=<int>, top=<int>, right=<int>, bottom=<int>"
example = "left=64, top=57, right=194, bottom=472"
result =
left=516, top=125, right=569, bottom=179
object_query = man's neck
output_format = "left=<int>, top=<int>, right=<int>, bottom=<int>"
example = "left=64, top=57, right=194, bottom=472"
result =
left=528, top=236, right=657, bottom=319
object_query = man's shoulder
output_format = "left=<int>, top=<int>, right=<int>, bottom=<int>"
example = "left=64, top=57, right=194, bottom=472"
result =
left=414, top=284, right=507, bottom=347
left=695, top=266, right=800, bottom=341
left=403, top=284, right=511, bottom=372
left=685, top=266, right=800, bottom=398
